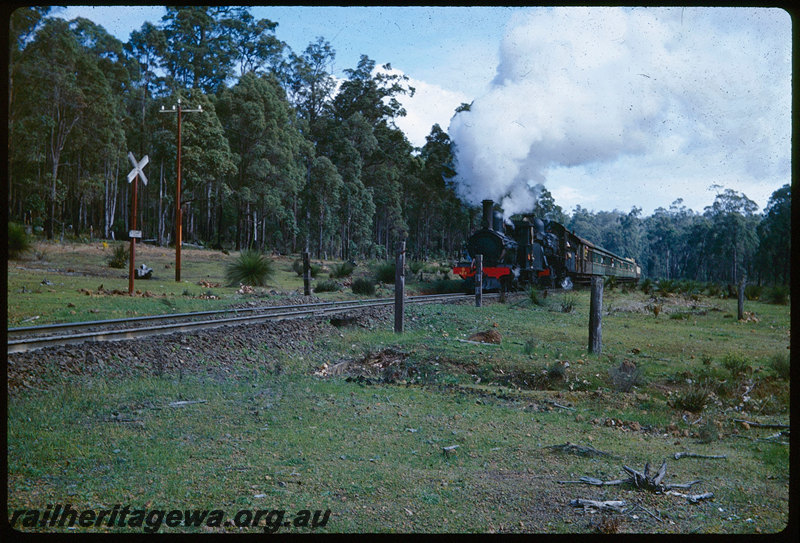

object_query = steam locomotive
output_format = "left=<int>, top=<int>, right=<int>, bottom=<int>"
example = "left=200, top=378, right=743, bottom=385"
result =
left=453, top=199, right=641, bottom=291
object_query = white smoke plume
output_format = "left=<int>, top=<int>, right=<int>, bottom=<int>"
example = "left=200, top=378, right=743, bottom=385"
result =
left=448, top=7, right=790, bottom=216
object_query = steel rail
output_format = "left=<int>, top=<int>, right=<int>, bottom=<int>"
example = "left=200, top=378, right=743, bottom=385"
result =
left=8, top=293, right=470, bottom=337
left=8, top=293, right=498, bottom=354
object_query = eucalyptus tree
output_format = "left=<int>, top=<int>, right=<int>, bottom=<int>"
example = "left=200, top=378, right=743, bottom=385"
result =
left=11, top=17, right=128, bottom=239
left=281, top=37, right=338, bottom=139
left=703, top=188, right=759, bottom=284
left=227, top=11, right=285, bottom=77
left=755, top=184, right=791, bottom=285
left=216, top=73, right=311, bottom=251
left=158, top=6, right=245, bottom=94
left=305, top=156, right=343, bottom=258
left=331, top=55, right=415, bottom=256
left=8, top=6, right=51, bottom=222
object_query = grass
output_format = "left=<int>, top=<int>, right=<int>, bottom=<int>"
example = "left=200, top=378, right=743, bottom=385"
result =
left=6, top=242, right=792, bottom=534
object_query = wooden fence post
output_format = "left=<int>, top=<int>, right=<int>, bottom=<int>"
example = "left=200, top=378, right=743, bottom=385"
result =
left=475, top=254, right=483, bottom=307
left=303, top=251, right=311, bottom=296
left=737, top=274, right=746, bottom=320
left=394, top=241, right=405, bottom=333
left=589, top=276, right=603, bottom=354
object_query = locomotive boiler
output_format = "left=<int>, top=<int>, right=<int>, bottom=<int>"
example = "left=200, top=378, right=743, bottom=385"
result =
left=453, top=199, right=641, bottom=291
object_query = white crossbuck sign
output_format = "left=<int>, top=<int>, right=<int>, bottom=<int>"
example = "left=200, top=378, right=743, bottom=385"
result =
left=127, top=152, right=149, bottom=186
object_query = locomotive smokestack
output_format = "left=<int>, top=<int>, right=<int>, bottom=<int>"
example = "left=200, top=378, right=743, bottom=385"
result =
left=482, top=199, right=493, bottom=231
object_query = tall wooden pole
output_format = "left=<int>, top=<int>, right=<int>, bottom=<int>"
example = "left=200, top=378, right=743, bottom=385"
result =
left=160, top=98, right=201, bottom=282
left=395, top=241, right=405, bottom=333
left=175, top=99, right=182, bottom=282
left=303, top=251, right=311, bottom=296
left=128, top=176, right=138, bottom=295
left=589, top=276, right=603, bottom=354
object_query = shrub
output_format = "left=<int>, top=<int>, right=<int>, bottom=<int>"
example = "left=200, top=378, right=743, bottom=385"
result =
left=640, top=277, right=653, bottom=294
left=744, top=284, right=763, bottom=301
left=107, top=243, right=129, bottom=268
left=292, top=259, right=321, bottom=278
left=697, top=419, right=719, bottom=443
left=523, top=338, right=538, bottom=355
left=374, top=262, right=396, bottom=283
left=656, top=279, right=677, bottom=295
left=226, top=250, right=274, bottom=287
left=604, top=275, right=618, bottom=291
left=8, top=223, right=31, bottom=259
left=314, top=280, right=341, bottom=293
left=769, top=352, right=790, bottom=380
left=529, top=287, right=546, bottom=306
left=408, top=261, right=425, bottom=275
left=705, top=283, right=724, bottom=298
left=669, top=386, right=709, bottom=413
left=608, top=360, right=645, bottom=392
left=329, top=261, right=355, bottom=278
left=560, top=294, right=576, bottom=313
left=721, top=352, right=751, bottom=378
left=352, top=277, right=376, bottom=296
left=764, top=285, right=789, bottom=305
left=546, top=362, right=566, bottom=382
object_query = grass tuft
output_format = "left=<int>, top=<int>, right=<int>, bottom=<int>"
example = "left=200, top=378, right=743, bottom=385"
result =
left=329, top=261, right=355, bottom=278
left=352, top=277, right=376, bottom=296
left=225, top=250, right=274, bottom=287
left=107, top=243, right=129, bottom=268
left=314, top=280, right=341, bottom=293
left=669, top=386, right=709, bottom=413
left=8, top=223, right=32, bottom=259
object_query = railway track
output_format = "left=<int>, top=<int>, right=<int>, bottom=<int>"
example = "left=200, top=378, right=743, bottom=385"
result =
left=7, top=293, right=500, bottom=354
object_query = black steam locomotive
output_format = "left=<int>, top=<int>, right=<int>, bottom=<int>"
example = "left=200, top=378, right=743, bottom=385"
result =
left=453, top=199, right=641, bottom=291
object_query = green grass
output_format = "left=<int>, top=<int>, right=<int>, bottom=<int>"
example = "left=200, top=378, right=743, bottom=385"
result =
left=6, top=243, right=791, bottom=533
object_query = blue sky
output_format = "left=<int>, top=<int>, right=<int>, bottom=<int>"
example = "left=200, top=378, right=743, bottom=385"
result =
left=48, top=6, right=791, bottom=217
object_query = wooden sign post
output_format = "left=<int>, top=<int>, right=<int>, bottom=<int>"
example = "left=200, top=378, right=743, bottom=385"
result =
left=394, top=241, right=406, bottom=333
left=126, top=152, right=149, bottom=295
left=589, top=276, right=603, bottom=353
left=303, top=251, right=311, bottom=296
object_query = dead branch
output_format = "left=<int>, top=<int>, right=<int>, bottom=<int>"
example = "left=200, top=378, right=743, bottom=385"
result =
left=442, top=445, right=459, bottom=457
left=546, top=442, right=612, bottom=457
left=663, top=480, right=702, bottom=490
left=168, top=400, right=207, bottom=407
left=453, top=338, right=500, bottom=346
left=733, top=419, right=789, bottom=430
left=559, top=476, right=629, bottom=486
left=666, top=491, right=714, bottom=503
left=673, top=452, right=727, bottom=460
left=570, top=498, right=627, bottom=513
left=547, top=400, right=575, bottom=411
left=630, top=502, right=663, bottom=523
left=563, top=460, right=703, bottom=494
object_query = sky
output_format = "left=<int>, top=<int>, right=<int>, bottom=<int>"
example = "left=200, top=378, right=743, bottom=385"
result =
left=47, top=5, right=792, bottom=217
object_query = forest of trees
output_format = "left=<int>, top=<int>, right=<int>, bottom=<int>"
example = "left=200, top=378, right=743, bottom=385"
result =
left=7, top=7, right=791, bottom=286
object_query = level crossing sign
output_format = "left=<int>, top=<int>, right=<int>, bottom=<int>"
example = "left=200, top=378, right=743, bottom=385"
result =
left=127, top=152, right=149, bottom=185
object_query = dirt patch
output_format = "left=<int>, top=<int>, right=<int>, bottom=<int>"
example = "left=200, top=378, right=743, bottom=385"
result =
left=315, top=348, right=409, bottom=382
left=314, top=349, right=481, bottom=384
left=468, top=329, right=502, bottom=344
